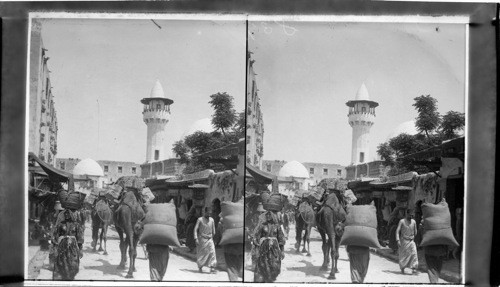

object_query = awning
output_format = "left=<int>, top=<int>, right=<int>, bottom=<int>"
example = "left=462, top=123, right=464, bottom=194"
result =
left=246, top=164, right=274, bottom=185
left=29, top=166, right=48, bottom=176
left=28, top=152, right=73, bottom=183
left=391, top=186, right=413, bottom=191
left=188, top=184, right=210, bottom=189
left=369, top=172, right=418, bottom=188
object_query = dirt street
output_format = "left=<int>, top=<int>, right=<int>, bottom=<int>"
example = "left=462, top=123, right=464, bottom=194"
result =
left=32, top=221, right=230, bottom=282
left=244, top=223, right=451, bottom=284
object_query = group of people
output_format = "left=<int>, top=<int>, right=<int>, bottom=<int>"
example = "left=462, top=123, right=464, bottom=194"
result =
left=348, top=207, right=453, bottom=284
left=146, top=205, right=243, bottom=282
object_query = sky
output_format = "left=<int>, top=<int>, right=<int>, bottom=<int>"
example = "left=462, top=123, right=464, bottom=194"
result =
left=37, top=17, right=246, bottom=164
left=249, top=21, right=466, bottom=166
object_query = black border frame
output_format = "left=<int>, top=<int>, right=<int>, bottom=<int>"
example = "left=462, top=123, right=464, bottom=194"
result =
left=0, top=1, right=496, bottom=286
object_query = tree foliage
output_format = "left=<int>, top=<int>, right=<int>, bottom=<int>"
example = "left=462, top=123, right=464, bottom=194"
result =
left=209, top=92, right=236, bottom=137
left=413, top=95, right=441, bottom=139
left=440, top=111, right=465, bottom=140
left=377, top=95, right=464, bottom=176
left=173, top=92, right=244, bottom=174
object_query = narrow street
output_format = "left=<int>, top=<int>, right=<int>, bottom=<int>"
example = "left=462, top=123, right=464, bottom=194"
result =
left=33, top=221, right=229, bottom=281
left=244, top=223, right=451, bottom=283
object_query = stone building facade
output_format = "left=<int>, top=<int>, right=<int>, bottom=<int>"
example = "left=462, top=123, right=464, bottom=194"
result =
left=345, top=160, right=388, bottom=180
left=140, top=158, right=185, bottom=178
left=29, top=19, right=58, bottom=166
left=56, top=158, right=142, bottom=186
left=246, top=52, right=264, bottom=169
left=262, top=159, right=347, bottom=186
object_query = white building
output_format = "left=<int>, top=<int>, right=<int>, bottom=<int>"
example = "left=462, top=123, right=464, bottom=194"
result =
left=346, top=83, right=379, bottom=164
left=277, top=160, right=315, bottom=194
left=72, top=158, right=104, bottom=190
left=141, top=80, right=174, bottom=163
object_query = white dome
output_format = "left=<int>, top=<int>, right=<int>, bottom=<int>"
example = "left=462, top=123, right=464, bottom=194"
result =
left=73, top=158, right=104, bottom=177
left=355, top=83, right=370, bottom=101
left=278, top=161, right=310, bottom=178
left=182, top=118, right=214, bottom=138
left=386, top=120, right=419, bottom=140
left=150, top=79, right=166, bottom=98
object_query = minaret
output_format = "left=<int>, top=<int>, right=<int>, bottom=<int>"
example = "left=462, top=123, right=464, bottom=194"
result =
left=346, top=83, right=379, bottom=165
left=141, top=80, right=174, bottom=163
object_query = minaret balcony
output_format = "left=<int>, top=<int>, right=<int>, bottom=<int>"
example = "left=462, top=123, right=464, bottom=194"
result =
left=143, top=109, right=170, bottom=122
left=348, top=112, right=375, bottom=124
left=347, top=110, right=376, bottom=117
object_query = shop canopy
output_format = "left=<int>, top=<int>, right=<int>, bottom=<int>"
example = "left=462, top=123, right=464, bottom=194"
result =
left=246, top=164, right=275, bottom=185
left=369, top=172, right=417, bottom=189
left=28, top=152, right=73, bottom=183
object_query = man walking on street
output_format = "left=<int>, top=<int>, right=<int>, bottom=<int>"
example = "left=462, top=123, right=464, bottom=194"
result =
left=146, top=244, right=170, bottom=281
left=396, top=209, right=419, bottom=274
left=194, top=207, right=217, bottom=273
left=424, top=244, right=448, bottom=283
left=223, top=243, right=243, bottom=281
left=346, top=245, right=370, bottom=283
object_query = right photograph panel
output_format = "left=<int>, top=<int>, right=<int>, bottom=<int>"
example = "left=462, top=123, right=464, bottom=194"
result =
left=244, top=19, right=466, bottom=284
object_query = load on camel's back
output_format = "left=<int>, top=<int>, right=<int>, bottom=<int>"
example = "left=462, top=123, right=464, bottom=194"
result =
left=113, top=176, right=147, bottom=279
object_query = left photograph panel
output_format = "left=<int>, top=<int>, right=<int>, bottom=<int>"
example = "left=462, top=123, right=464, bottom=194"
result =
left=26, top=15, right=246, bottom=282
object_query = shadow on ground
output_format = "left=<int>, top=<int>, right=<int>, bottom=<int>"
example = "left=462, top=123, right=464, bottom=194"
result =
left=84, top=258, right=125, bottom=277
left=285, top=259, right=329, bottom=278
left=382, top=269, right=417, bottom=276
left=179, top=268, right=210, bottom=275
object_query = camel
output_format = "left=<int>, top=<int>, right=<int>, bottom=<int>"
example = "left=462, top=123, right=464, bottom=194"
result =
left=315, top=192, right=346, bottom=279
left=294, top=201, right=315, bottom=256
left=113, top=188, right=146, bottom=278
left=91, top=198, right=112, bottom=255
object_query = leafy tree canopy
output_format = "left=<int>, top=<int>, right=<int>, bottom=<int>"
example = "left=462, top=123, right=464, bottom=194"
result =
left=377, top=95, right=465, bottom=176
left=173, top=93, right=244, bottom=174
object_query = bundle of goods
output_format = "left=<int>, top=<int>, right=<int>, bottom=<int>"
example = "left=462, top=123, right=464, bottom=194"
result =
left=322, top=178, right=348, bottom=192
left=106, top=185, right=122, bottom=201
left=59, top=189, right=86, bottom=210
left=84, top=189, right=99, bottom=205
left=307, top=190, right=323, bottom=203
left=420, top=201, right=459, bottom=247
left=340, top=205, right=381, bottom=248
left=140, top=187, right=155, bottom=203
left=263, top=193, right=284, bottom=212
left=139, top=200, right=181, bottom=247
left=116, top=176, right=144, bottom=190
left=219, top=200, right=244, bottom=245
left=289, top=196, right=299, bottom=206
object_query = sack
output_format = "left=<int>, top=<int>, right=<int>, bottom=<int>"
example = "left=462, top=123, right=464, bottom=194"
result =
left=263, top=193, right=283, bottom=212
left=340, top=205, right=381, bottom=248
left=219, top=201, right=244, bottom=245
left=139, top=201, right=180, bottom=247
left=420, top=201, right=459, bottom=247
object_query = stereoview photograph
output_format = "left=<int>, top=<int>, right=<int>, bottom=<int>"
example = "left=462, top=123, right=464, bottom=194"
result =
left=27, top=15, right=246, bottom=282
left=244, top=19, right=465, bottom=284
